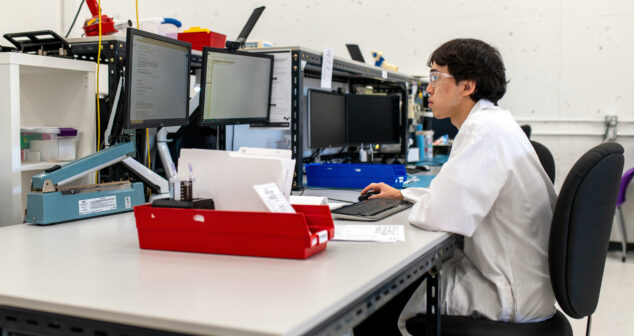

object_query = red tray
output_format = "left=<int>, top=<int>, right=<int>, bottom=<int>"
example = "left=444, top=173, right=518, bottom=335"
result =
left=134, top=204, right=334, bottom=259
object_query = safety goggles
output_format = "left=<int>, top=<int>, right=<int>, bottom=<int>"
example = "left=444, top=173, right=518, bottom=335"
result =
left=429, top=71, right=454, bottom=87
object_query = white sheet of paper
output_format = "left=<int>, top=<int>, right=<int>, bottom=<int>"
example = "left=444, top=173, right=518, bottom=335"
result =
left=267, top=51, right=292, bottom=123
left=333, top=225, right=405, bottom=242
left=253, top=183, right=296, bottom=213
left=178, top=148, right=295, bottom=212
left=321, top=47, right=334, bottom=89
left=289, top=195, right=328, bottom=205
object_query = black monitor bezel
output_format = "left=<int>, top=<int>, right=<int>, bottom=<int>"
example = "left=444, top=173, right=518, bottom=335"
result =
left=307, top=89, right=348, bottom=149
left=198, top=47, right=274, bottom=126
left=345, top=94, right=401, bottom=145
left=124, top=28, right=191, bottom=129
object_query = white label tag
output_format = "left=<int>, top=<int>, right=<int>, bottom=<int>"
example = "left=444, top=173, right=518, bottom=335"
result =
left=78, top=196, right=117, bottom=215
left=382, top=70, right=388, bottom=79
left=320, top=47, right=334, bottom=89
left=316, top=230, right=328, bottom=244
left=125, top=196, right=131, bottom=209
left=253, top=183, right=296, bottom=213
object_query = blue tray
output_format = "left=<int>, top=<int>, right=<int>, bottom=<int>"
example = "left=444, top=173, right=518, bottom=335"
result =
left=305, top=163, right=406, bottom=189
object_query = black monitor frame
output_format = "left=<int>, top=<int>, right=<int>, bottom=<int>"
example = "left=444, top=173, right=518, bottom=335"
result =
left=124, top=28, right=191, bottom=129
left=198, top=47, right=274, bottom=126
left=345, top=94, right=401, bottom=145
left=307, top=89, right=348, bottom=149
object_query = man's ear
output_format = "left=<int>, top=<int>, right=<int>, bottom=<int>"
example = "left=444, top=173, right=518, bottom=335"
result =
left=462, top=80, right=476, bottom=96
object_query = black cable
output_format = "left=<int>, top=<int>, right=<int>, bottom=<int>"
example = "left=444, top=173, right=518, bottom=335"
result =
left=65, top=0, right=86, bottom=38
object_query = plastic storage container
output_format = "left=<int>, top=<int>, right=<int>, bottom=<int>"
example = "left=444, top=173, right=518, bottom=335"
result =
left=134, top=204, right=334, bottom=259
left=177, top=27, right=226, bottom=51
left=21, top=127, right=78, bottom=162
left=305, top=163, right=407, bottom=189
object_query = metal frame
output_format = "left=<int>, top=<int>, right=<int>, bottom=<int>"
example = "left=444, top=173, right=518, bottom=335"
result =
left=270, top=46, right=417, bottom=188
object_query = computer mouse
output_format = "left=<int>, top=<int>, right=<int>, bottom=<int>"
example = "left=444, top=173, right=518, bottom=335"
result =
left=415, top=164, right=431, bottom=172
left=358, top=189, right=380, bottom=201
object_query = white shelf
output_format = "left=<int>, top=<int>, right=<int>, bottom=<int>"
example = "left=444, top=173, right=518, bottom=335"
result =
left=0, top=53, right=96, bottom=226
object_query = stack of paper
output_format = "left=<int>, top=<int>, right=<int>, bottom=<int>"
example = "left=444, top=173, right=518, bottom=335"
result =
left=333, top=225, right=405, bottom=242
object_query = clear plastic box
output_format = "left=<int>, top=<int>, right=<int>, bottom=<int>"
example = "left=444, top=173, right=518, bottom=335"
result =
left=21, top=127, right=78, bottom=162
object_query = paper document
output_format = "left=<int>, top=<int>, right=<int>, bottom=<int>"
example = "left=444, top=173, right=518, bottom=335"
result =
left=267, top=51, right=292, bottom=123
left=254, top=183, right=295, bottom=213
left=333, top=225, right=405, bottom=242
left=321, top=47, right=334, bottom=89
left=178, top=148, right=295, bottom=212
left=289, top=195, right=328, bottom=205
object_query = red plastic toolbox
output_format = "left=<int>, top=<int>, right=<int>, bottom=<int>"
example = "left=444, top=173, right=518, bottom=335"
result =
left=134, top=204, right=334, bottom=259
left=177, top=30, right=226, bottom=51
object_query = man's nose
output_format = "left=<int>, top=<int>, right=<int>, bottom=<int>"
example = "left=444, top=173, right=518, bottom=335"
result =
left=426, top=83, right=434, bottom=95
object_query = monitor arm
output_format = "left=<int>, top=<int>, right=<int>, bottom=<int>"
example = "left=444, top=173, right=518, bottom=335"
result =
left=156, top=91, right=201, bottom=180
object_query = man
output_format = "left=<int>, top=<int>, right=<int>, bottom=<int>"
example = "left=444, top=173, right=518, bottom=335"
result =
left=359, top=39, right=557, bottom=335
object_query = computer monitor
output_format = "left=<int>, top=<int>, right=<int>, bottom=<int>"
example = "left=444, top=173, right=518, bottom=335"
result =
left=125, top=28, right=191, bottom=129
left=346, top=94, right=401, bottom=145
left=307, top=90, right=347, bottom=148
left=345, top=44, right=365, bottom=63
left=199, top=48, right=273, bottom=125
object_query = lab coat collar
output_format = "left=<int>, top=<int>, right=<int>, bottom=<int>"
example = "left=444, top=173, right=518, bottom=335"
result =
left=471, top=99, right=495, bottom=114
left=462, top=99, right=496, bottom=125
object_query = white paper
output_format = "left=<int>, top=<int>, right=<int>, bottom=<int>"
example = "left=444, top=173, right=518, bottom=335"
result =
left=382, top=70, right=388, bottom=79
left=178, top=148, right=295, bottom=212
left=289, top=195, right=328, bottom=205
left=333, top=224, right=405, bottom=242
left=254, top=183, right=296, bottom=213
left=267, top=51, right=292, bottom=123
left=321, top=47, right=334, bottom=89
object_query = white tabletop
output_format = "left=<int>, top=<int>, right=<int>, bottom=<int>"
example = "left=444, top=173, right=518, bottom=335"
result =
left=0, top=210, right=450, bottom=336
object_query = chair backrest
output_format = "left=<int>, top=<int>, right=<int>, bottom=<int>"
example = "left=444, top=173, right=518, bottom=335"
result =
left=521, top=124, right=532, bottom=139
left=617, top=167, right=634, bottom=206
left=531, top=140, right=556, bottom=184
left=548, top=142, right=624, bottom=319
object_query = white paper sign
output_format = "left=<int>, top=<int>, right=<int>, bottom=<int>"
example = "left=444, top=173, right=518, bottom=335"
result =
left=333, top=225, right=405, bottom=242
left=321, top=47, right=334, bottom=89
left=268, top=51, right=292, bottom=123
left=253, top=183, right=296, bottom=213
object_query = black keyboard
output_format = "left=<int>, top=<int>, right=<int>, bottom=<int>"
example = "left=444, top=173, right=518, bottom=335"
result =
left=333, top=198, right=402, bottom=217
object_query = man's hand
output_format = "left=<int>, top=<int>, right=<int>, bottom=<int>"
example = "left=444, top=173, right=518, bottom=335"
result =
left=360, top=182, right=404, bottom=200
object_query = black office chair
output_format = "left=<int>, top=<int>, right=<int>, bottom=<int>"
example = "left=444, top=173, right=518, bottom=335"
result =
left=406, top=142, right=624, bottom=336
left=531, top=140, right=556, bottom=184
left=520, top=124, right=532, bottom=139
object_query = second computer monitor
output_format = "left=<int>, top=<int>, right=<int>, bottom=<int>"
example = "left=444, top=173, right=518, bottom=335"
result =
left=307, top=90, right=347, bottom=148
left=346, top=94, right=400, bottom=145
left=199, top=48, right=273, bottom=125
left=125, top=28, right=191, bottom=129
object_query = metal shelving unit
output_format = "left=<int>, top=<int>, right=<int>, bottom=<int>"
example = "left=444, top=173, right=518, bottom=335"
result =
left=252, top=46, right=420, bottom=188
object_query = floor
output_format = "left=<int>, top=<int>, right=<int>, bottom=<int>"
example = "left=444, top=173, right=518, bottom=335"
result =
left=567, top=251, right=634, bottom=335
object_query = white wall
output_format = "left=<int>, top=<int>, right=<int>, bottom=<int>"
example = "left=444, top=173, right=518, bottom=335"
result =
left=3, top=0, right=634, bottom=241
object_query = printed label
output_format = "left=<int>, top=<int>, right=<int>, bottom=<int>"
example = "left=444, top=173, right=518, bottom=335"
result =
left=125, top=196, right=131, bottom=209
left=78, top=196, right=117, bottom=215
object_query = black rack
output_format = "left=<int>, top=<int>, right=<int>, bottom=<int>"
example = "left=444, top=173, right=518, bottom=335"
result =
left=252, top=46, right=420, bottom=188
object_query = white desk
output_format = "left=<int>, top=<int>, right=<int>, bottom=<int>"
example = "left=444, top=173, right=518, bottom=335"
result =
left=0, top=209, right=459, bottom=335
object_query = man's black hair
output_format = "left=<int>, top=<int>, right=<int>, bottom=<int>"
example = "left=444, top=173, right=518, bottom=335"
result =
left=428, top=38, right=507, bottom=104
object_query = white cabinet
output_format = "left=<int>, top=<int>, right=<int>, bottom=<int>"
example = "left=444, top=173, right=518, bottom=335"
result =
left=0, top=53, right=96, bottom=226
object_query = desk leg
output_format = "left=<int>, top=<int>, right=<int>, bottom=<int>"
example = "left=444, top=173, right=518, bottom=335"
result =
left=425, top=268, right=441, bottom=336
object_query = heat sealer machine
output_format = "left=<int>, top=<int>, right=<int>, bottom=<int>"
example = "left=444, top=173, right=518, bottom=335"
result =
left=26, top=142, right=169, bottom=225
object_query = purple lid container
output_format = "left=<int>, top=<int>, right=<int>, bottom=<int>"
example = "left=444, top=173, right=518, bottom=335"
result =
left=57, top=128, right=78, bottom=137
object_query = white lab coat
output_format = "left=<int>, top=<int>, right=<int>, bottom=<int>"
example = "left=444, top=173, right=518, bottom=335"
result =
left=398, top=99, right=557, bottom=334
